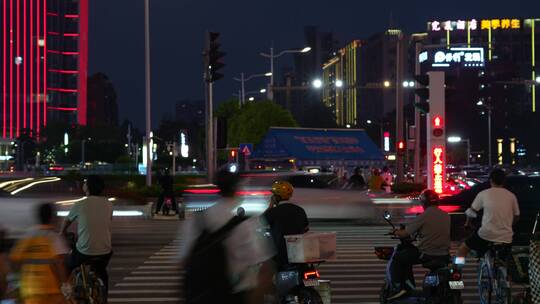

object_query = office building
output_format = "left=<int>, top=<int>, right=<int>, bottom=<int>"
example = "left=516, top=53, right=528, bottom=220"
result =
left=1, top=0, right=88, bottom=139
left=87, top=73, right=118, bottom=127
left=422, top=18, right=540, bottom=164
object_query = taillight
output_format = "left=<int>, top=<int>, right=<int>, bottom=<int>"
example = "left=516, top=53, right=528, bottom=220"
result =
left=451, top=271, right=462, bottom=281
left=235, top=190, right=272, bottom=196
left=184, top=189, right=221, bottom=194
left=303, top=270, right=320, bottom=280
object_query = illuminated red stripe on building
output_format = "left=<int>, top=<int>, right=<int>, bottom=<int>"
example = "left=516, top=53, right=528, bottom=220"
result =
left=43, top=0, right=47, bottom=126
left=23, top=0, right=27, bottom=129
left=2, top=0, right=6, bottom=137
left=47, top=31, right=59, bottom=35
left=16, top=0, right=20, bottom=137
left=48, top=88, right=78, bottom=93
left=46, top=12, right=58, bottom=16
left=64, top=14, right=79, bottom=18
left=30, top=0, right=33, bottom=131
left=49, top=69, right=79, bottom=74
left=78, top=0, right=88, bottom=125
left=37, top=0, right=40, bottom=134
left=9, top=0, right=13, bottom=138
left=63, top=33, right=79, bottom=37
left=47, top=106, right=77, bottom=111
left=47, top=49, right=79, bottom=55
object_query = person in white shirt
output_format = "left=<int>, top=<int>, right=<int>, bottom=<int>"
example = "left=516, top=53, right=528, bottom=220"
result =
left=61, top=176, right=113, bottom=296
left=456, top=169, right=520, bottom=260
left=382, top=166, right=393, bottom=193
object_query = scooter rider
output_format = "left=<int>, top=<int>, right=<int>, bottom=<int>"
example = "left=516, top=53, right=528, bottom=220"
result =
left=388, top=189, right=451, bottom=300
left=263, top=181, right=309, bottom=270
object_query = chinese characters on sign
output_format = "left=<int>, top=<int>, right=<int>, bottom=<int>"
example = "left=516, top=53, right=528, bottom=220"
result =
left=431, top=47, right=485, bottom=68
left=432, top=147, right=445, bottom=194
left=429, top=18, right=521, bottom=32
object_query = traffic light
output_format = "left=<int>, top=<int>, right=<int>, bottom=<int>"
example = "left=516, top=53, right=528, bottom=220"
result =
left=432, top=115, right=444, bottom=137
left=397, top=140, right=406, bottom=155
left=205, top=32, right=225, bottom=83
left=414, top=74, right=430, bottom=113
left=229, top=149, right=238, bottom=162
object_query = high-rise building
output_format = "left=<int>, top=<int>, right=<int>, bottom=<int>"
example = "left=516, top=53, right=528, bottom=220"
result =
left=422, top=18, right=540, bottom=164
left=1, top=0, right=88, bottom=139
left=87, top=73, right=118, bottom=127
left=322, top=40, right=363, bottom=126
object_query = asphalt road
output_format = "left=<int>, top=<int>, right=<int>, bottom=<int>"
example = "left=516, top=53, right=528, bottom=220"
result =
left=104, top=217, right=523, bottom=304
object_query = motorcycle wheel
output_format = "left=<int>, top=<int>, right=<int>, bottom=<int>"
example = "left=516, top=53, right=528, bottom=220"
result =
left=448, top=291, right=463, bottom=304
left=297, top=287, right=323, bottom=304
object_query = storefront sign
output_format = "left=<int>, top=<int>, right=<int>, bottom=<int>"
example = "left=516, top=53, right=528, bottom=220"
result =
left=428, top=18, right=521, bottom=32
left=429, top=47, right=485, bottom=68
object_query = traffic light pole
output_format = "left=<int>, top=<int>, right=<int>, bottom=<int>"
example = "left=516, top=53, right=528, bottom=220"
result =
left=414, top=43, right=422, bottom=183
left=206, top=81, right=215, bottom=183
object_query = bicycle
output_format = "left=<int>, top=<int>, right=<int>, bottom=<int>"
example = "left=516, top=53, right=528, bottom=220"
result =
left=478, top=243, right=512, bottom=304
left=64, top=233, right=107, bottom=304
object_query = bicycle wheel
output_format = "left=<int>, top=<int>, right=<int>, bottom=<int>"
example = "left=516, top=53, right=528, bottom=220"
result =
left=87, top=270, right=106, bottom=304
left=478, top=260, right=492, bottom=304
left=494, top=266, right=511, bottom=304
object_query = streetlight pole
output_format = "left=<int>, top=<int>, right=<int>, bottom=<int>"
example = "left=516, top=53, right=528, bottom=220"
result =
left=414, top=42, right=422, bottom=183
left=234, top=72, right=271, bottom=105
left=395, top=33, right=404, bottom=183
left=144, top=0, right=152, bottom=186
left=260, top=46, right=311, bottom=101
left=241, top=72, right=245, bottom=105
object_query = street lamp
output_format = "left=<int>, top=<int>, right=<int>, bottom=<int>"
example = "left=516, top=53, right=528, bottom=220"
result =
left=248, top=97, right=255, bottom=101
left=447, top=136, right=471, bottom=166
left=536, top=76, right=540, bottom=84
left=259, top=88, right=267, bottom=93
left=366, top=120, right=372, bottom=124
left=233, top=72, right=272, bottom=105
left=383, top=80, right=391, bottom=88
left=312, top=79, right=323, bottom=89
left=260, top=46, right=311, bottom=100
left=335, top=79, right=344, bottom=88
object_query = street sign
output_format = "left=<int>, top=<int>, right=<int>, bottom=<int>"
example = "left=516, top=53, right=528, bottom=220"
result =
left=239, top=143, right=253, bottom=156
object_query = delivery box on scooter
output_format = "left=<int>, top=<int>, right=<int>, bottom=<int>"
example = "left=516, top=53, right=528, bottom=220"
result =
left=285, top=232, right=336, bottom=263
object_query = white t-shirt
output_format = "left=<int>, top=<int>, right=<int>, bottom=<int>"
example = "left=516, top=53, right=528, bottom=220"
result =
left=179, top=198, right=274, bottom=293
left=67, top=196, right=113, bottom=255
left=472, top=187, right=520, bottom=243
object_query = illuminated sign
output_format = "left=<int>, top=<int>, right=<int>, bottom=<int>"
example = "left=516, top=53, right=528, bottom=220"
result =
left=432, top=147, right=445, bottom=194
left=429, top=18, right=521, bottom=32
left=430, top=47, right=484, bottom=68
left=384, top=132, right=390, bottom=152
left=419, top=51, right=428, bottom=63
left=180, top=131, right=189, bottom=158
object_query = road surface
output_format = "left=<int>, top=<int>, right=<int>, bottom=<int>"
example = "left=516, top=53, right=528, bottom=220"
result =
left=105, top=217, right=509, bottom=304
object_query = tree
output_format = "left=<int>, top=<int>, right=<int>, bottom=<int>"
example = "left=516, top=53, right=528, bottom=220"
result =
left=227, top=101, right=297, bottom=147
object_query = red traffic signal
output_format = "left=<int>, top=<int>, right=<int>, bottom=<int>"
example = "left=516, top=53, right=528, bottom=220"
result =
left=432, top=115, right=444, bottom=137
left=397, top=141, right=406, bottom=154
left=230, top=149, right=237, bottom=158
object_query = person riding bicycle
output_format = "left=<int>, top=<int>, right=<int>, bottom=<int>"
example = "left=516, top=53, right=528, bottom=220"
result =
left=388, top=189, right=451, bottom=300
left=343, top=167, right=366, bottom=190
left=456, top=168, right=520, bottom=261
left=61, top=176, right=113, bottom=298
left=263, top=181, right=309, bottom=270
left=155, top=168, right=178, bottom=215
left=10, top=203, right=70, bottom=304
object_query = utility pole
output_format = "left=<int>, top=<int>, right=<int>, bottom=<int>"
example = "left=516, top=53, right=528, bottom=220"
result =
left=144, top=0, right=152, bottom=186
left=395, top=33, right=405, bottom=183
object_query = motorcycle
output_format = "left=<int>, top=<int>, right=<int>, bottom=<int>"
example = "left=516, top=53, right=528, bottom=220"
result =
left=375, top=211, right=463, bottom=304
left=259, top=227, right=324, bottom=304
left=274, top=262, right=324, bottom=304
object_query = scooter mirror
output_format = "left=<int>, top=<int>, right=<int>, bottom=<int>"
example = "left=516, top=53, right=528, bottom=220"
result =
left=236, top=207, right=246, bottom=218
left=383, top=210, right=391, bottom=221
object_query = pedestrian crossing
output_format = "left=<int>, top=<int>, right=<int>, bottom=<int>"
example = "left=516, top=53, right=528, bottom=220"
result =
left=107, top=220, right=525, bottom=303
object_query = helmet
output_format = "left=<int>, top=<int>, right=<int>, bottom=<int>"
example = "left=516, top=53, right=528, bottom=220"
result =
left=419, top=189, right=439, bottom=207
left=271, top=181, right=294, bottom=201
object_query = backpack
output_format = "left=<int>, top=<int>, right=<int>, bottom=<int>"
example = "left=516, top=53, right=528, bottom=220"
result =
left=184, top=213, right=246, bottom=304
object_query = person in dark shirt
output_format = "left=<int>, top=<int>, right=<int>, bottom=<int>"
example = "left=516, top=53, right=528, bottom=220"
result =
left=264, top=181, right=309, bottom=269
left=155, top=168, right=178, bottom=215
left=344, top=167, right=366, bottom=190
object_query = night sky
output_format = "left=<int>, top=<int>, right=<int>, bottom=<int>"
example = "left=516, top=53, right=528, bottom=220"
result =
left=88, top=0, right=536, bottom=129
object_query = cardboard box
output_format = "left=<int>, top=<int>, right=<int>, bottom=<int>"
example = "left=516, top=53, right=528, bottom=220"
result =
left=285, top=232, right=336, bottom=263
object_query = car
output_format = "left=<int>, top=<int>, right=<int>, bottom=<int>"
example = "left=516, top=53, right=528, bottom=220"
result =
left=438, top=175, right=540, bottom=245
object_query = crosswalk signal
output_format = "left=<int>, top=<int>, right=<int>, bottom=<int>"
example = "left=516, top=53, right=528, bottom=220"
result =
left=205, top=32, right=225, bottom=83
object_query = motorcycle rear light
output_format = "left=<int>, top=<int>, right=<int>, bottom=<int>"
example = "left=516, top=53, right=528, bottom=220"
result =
left=451, top=271, right=462, bottom=281
left=303, top=270, right=320, bottom=280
